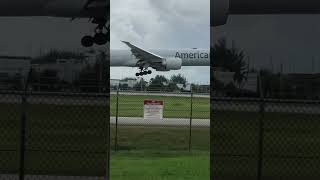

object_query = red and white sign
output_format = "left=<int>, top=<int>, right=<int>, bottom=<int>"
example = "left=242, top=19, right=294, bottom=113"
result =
left=144, top=99, right=164, bottom=120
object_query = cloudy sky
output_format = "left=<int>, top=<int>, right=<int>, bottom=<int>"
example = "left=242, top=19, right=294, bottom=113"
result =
left=110, top=0, right=210, bottom=84
left=0, top=17, right=98, bottom=56
left=213, top=14, right=320, bottom=74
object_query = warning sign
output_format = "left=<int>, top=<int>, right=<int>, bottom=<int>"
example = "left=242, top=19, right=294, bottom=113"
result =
left=144, top=99, right=164, bottom=120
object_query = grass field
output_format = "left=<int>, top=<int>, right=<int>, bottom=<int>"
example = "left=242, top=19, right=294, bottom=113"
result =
left=0, top=102, right=109, bottom=176
left=110, top=95, right=209, bottom=119
left=212, top=110, right=320, bottom=180
left=3, top=93, right=320, bottom=179
left=110, top=125, right=209, bottom=151
left=111, top=151, right=209, bottom=180
left=0, top=100, right=209, bottom=177
left=109, top=125, right=210, bottom=180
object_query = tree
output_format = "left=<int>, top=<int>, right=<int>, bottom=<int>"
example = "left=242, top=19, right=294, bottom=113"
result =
left=167, top=74, right=188, bottom=91
left=170, top=74, right=187, bottom=85
left=213, top=38, right=248, bottom=88
left=148, top=75, right=168, bottom=91
left=134, top=78, right=147, bottom=91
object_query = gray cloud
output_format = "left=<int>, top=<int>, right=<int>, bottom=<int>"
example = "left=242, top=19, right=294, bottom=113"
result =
left=0, top=17, right=99, bottom=56
left=213, top=15, right=320, bottom=73
left=110, top=0, right=210, bottom=84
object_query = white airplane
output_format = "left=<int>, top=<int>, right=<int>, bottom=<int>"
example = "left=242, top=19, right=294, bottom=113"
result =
left=111, top=41, right=210, bottom=76
left=0, top=0, right=109, bottom=47
left=213, top=0, right=320, bottom=26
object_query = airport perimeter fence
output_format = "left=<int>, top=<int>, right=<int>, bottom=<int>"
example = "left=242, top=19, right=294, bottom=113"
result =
left=0, top=90, right=110, bottom=180
left=211, top=97, right=320, bottom=180
left=110, top=90, right=210, bottom=152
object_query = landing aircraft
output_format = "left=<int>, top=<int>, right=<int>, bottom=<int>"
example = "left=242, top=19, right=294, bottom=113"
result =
left=213, top=0, right=320, bottom=26
left=111, top=41, right=210, bottom=76
left=0, top=0, right=109, bottom=47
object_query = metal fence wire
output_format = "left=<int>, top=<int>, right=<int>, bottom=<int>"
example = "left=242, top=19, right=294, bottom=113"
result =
left=0, top=90, right=109, bottom=180
left=211, top=97, right=320, bottom=180
left=110, top=90, right=210, bottom=152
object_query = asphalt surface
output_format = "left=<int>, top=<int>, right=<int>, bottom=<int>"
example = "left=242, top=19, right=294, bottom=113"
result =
left=212, top=101, right=320, bottom=114
left=110, top=116, right=210, bottom=127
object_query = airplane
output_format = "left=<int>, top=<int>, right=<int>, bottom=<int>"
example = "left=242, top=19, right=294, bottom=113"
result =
left=110, top=41, right=210, bottom=76
left=213, top=0, right=320, bottom=26
left=0, top=0, right=109, bottom=47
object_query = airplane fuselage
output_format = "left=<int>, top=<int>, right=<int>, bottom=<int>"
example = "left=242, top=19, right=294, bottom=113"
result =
left=110, top=49, right=210, bottom=67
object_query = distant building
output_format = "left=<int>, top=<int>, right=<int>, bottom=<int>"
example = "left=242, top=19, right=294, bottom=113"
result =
left=286, top=73, right=320, bottom=99
left=110, top=78, right=138, bottom=89
left=242, top=72, right=258, bottom=92
left=0, top=55, right=31, bottom=77
left=176, top=83, right=191, bottom=91
left=213, top=69, right=258, bottom=92
left=120, top=79, right=137, bottom=88
left=213, top=70, right=235, bottom=85
left=110, top=79, right=120, bottom=88
left=31, top=58, right=87, bottom=83
left=0, top=55, right=31, bottom=89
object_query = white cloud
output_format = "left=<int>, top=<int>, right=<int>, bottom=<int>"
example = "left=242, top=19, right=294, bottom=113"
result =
left=110, top=0, right=210, bottom=84
left=111, top=0, right=209, bottom=49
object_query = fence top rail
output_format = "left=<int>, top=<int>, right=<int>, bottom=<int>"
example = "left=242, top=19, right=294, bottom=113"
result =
left=110, top=90, right=209, bottom=96
left=211, top=97, right=320, bottom=104
left=0, top=90, right=110, bottom=97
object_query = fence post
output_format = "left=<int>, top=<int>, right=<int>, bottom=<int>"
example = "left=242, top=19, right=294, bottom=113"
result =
left=106, top=93, right=111, bottom=180
left=257, top=73, right=265, bottom=180
left=114, top=89, right=119, bottom=152
left=19, top=93, right=27, bottom=180
left=188, top=90, right=193, bottom=152
left=19, top=69, right=33, bottom=180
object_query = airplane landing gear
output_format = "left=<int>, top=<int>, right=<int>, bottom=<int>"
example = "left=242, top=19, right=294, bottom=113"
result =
left=136, top=68, right=152, bottom=76
left=81, top=17, right=109, bottom=47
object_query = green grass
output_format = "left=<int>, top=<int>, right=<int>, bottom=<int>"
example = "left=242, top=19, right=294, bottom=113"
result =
left=110, top=125, right=210, bottom=151
left=0, top=103, right=108, bottom=176
left=110, top=95, right=209, bottom=119
left=111, top=151, right=209, bottom=180
left=0, top=102, right=209, bottom=177
left=212, top=110, right=320, bottom=180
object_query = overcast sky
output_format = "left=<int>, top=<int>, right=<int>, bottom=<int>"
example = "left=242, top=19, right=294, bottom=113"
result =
left=213, top=15, right=320, bottom=74
left=0, top=17, right=99, bottom=56
left=110, top=0, right=210, bottom=84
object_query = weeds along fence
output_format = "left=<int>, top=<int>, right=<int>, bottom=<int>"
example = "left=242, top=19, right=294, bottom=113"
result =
left=0, top=90, right=109, bottom=180
left=110, top=90, right=210, bottom=152
left=211, top=97, right=320, bottom=180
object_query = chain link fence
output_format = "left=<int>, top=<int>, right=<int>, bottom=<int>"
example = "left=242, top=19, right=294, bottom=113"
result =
left=110, top=90, right=210, bottom=152
left=0, top=90, right=109, bottom=180
left=211, top=97, right=320, bottom=180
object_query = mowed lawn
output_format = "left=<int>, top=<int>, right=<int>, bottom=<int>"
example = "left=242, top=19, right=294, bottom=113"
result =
left=110, top=95, right=209, bottom=119
left=111, top=151, right=209, bottom=180
left=0, top=101, right=209, bottom=177
left=212, top=110, right=320, bottom=180
left=0, top=103, right=108, bottom=176
left=110, top=125, right=210, bottom=151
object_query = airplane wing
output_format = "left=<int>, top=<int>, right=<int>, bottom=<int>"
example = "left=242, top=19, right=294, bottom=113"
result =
left=121, top=41, right=163, bottom=66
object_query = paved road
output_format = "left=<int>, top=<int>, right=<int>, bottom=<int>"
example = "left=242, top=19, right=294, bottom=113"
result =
left=1, top=93, right=319, bottom=114
left=110, top=117, right=210, bottom=127
left=213, top=101, right=320, bottom=114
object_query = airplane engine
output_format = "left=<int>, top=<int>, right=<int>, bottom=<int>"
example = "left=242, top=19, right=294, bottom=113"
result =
left=159, top=57, right=182, bottom=71
left=212, top=0, right=230, bottom=26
